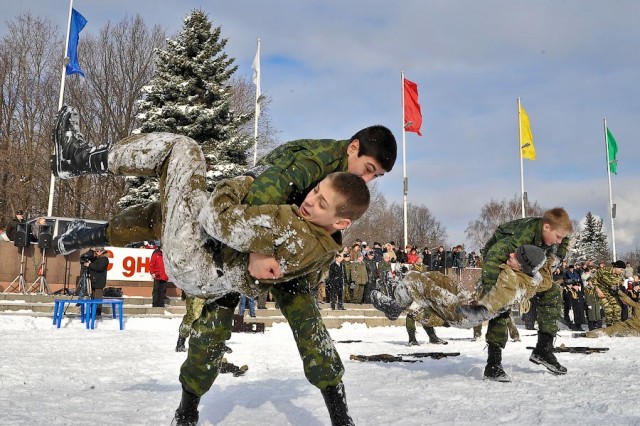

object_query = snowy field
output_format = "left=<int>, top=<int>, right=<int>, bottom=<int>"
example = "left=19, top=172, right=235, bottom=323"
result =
left=1, top=314, right=639, bottom=425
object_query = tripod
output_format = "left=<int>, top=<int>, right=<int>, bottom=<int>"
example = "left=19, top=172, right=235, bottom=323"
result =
left=52, top=257, right=73, bottom=296
left=3, top=246, right=27, bottom=293
left=27, top=246, right=51, bottom=294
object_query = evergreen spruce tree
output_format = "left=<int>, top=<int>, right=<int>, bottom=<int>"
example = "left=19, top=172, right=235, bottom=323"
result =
left=118, top=10, right=252, bottom=209
left=571, top=212, right=610, bottom=263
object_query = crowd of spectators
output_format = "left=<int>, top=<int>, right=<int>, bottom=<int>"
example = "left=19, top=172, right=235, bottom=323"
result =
left=526, top=259, right=640, bottom=332
left=316, top=239, right=480, bottom=306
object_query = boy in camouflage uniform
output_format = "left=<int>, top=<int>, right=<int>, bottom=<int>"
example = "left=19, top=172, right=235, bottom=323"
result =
left=51, top=105, right=397, bottom=426
left=475, top=208, right=572, bottom=381
left=585, top=289, right=640, bottom=337
left=592, top=260, right=625, bottom=326
left=372, top=245, right=546, bottom=329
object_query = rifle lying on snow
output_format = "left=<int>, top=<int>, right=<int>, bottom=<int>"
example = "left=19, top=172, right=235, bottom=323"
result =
left=336, top=340, right=363, bottom=343
left=350, top=352, right=460, bottom=363
left=526, top=344, right=609, bottom=354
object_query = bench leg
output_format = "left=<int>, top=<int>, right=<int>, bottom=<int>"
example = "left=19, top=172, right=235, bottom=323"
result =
left=118, top=303, right=123, bottom=330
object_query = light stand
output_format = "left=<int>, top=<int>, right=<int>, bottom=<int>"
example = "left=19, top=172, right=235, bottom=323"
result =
left=27, top=246, right=51, bottom=294
left=3, top=246, right=27, bottom=294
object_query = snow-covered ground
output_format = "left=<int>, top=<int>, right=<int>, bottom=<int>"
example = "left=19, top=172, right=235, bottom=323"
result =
left=1, top=314, right=639, bottom=425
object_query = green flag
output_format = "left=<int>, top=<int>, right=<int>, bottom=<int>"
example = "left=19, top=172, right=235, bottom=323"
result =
left=606, top=127, right=618, bottom=174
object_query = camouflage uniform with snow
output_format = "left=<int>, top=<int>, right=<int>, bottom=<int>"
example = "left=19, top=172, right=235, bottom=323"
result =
left=182, top=138, right=357, bottom=396
left=479, top=217, right=567, bottom=348
left=107, top=134, right=340, bottom=300
left=392, top=264, right=548, bottom=329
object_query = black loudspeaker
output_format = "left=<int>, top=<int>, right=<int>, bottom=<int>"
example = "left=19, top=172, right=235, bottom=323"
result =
left=38, top=224, right=52, bottom=249
left=14, top=223, right=29, bottom=248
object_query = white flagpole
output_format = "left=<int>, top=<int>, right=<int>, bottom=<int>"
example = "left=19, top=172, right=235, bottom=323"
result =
left=518, top=97, right=526, bottom=218
left=401, top=71, right=408, bottom=249
left=604, top=117, right=617, bottom=260
left=252, top=38, right=261, bottom=166
left=47, top=0, right=74, bottom=217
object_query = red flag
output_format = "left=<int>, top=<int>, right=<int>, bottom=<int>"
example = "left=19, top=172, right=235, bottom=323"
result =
left=403, top=78, right=422, bottom=136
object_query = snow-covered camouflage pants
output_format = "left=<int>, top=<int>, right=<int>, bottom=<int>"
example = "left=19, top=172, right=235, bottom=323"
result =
left=107, top=133, right=236, bottom=298
left=178, top=295, right=205, bottom=339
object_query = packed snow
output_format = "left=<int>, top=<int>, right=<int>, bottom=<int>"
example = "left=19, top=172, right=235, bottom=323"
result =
left=1, top=314, right=639, bottom=425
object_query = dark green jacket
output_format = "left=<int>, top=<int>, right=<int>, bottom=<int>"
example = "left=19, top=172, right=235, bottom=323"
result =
left=481, top=217, right=569, bottom=287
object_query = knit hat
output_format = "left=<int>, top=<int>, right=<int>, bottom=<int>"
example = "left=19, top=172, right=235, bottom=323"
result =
left=612, top=260, right=626, bottom=269
left=515, top=245, right=546, bottom=277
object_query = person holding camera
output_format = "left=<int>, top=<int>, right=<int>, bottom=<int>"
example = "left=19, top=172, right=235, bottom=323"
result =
left=84, top=247, right=109, bottom=317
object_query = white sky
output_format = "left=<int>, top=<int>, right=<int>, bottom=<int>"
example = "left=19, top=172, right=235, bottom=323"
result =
left=2, top=1, right=639, bottom=254
left=2, top=314, right=639, bottom=425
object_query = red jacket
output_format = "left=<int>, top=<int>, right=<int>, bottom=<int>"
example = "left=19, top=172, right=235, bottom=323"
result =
left=149, top=249, right=169, bottom=281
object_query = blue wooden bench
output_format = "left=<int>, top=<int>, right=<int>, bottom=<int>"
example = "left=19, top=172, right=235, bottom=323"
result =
left=53, top=298, right=124, bottom=330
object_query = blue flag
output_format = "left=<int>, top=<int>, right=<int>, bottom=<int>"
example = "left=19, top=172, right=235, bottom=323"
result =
left=66, top=9, right=87, bottom=76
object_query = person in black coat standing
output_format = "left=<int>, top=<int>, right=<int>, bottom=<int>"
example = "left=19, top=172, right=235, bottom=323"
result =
left=85, top=247, right=109, bottom=317
left=326, top=253, right=347, bottom=310
left=6, top=210, right=26, bottom=242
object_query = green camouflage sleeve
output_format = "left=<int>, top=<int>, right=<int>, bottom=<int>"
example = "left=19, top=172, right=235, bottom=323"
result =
left=481, top=220, right=538, bottom=287
left=244, top=139, right=343, bottom=206
left=593, top=268, right=622, bottom=293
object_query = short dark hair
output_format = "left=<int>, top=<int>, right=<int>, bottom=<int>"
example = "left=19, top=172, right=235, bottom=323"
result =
left=327, top=172, right=370, bottom=221
left=350, top=125, right=397, bottom=172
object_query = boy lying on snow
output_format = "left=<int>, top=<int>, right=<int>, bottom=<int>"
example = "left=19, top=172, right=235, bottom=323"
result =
left=55, top=119, right=370, bottom=300
left=371, top=244, right=548, bottom=329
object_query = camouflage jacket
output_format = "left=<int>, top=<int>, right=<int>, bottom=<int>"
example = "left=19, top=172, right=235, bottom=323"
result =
left=244, top=138, right=350, bottom=207
left=481, top=217, right=569, bottom=287
left=200, top=176, right=340, bottom=296
left=350, top=261, right=369, bottom=286
left=592, top=267, right=623, bottom=295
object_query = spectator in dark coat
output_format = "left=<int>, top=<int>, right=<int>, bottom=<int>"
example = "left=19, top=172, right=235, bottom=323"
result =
left=6, top=210, right=25, bottom=242
left=85, top=247, right=109, bottom=317
left=150, top=247, right=169, bottom=307
left=326, top=253, right=347, bottom=310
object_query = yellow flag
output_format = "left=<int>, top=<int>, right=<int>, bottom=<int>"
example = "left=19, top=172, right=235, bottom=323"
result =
left=519, top=104, right=536, bottom=160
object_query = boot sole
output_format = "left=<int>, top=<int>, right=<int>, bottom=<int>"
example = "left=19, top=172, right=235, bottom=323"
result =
left=529, top=354, right=567, bottom=375
left=51, top=106, right=71, bottom=178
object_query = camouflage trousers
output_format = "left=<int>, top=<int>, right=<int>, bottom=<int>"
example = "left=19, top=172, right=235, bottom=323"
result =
left=599, top=291, right=622, bottom=326
left=180, top=280, right=345, bottom=396
left=405, top=312, right=430, bottom=335
left=179, top=295, right=205, bottom=339
left=484, top=283, right=562, bottom=348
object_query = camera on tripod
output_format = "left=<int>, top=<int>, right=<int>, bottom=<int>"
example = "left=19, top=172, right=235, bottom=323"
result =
left=80, top=248, right=96, bottom=264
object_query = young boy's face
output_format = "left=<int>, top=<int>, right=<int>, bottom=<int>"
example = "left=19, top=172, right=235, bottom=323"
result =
left=506, top=252, right=522, bottom=271
left=542, top=224, right=568, bottom=246
left=299, top=178, right=350, bottom=231
left=346, top=140, right=385, bottom=183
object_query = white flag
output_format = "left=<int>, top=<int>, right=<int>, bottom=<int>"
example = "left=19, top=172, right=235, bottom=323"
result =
left=252, top=39, right=261, bottom=118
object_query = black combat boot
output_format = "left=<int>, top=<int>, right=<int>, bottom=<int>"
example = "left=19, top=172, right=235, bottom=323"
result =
left=425, top=326, right=448, bottom=345
left=370, top=290, right=405, bottom=321
left=176, top=336, right=187, bottom=352
left=53, top=220, right=108, bottom=255
left=51, top=105, right=110, bottom=178
left=529, top=332, right=567, bottom=375
left=320, top=382, right=355, bottom=426
left=408, top=329, right=419, bottom=346
left=173, top=388, right=200, bottom=426
left=483, top=344, right=511, bottom=382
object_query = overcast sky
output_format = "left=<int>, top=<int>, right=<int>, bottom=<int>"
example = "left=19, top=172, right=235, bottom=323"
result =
left=3, top=1, right=639, bottom=255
